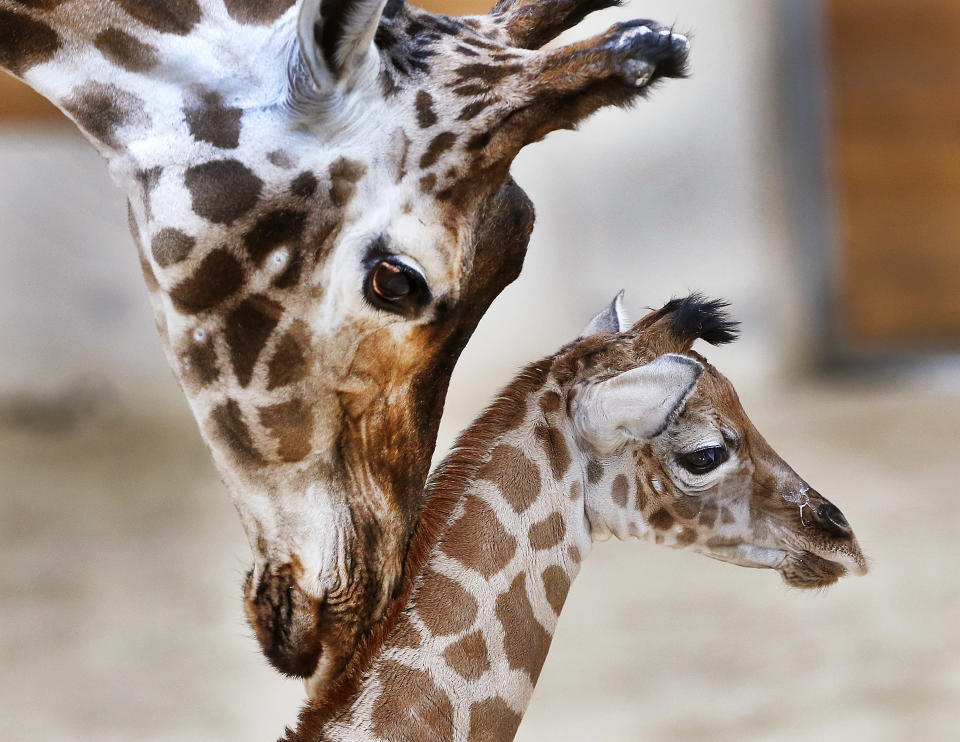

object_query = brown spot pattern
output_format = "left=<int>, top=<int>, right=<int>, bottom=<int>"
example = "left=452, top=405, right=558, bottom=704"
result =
left=151, top=228, right=194, bottom=267
left=185, top=92, right=243, bottom=149
left=721, top=507, right=736, bottom=524
left=648, top=508, right=675, bottom=531
left=442, top=496, right=517, bottom=577
left=223, top=0, right=295, bottom=24
left=528, top=512, right=565, bottom=550
left=185, top=160, right=263, bottom=225
left=534, top=423, right=571, bottom=479
left=114, top=0, right=201, bottom=35
left=267, top=324, right=309, bottom=390
left=210, top=399, right=261, bottom=463
left=611, top=473, right=629, bottom=508
left=259, top=399, right=313, bottom=461
left=243, top=209, right=306, bottom=265
left=539, top=390, right=562, bottom=415
left=468, top=697, right=522, bottom=741
left=541, top=565, right=571, bottom=615
left=390, top=613, right=422, bottom=650
left=443, top=630, right=489, bottom=680
left=94, top=28, right=158, bottom=72
left=496, top=573, right=552, bottom=683
left=673, top=495, right=700, bottom=520
left=0, top=10, right=61, bottom=76
left=419, top=131, right=456, bottom=169
left=416, top=567, right=477, bottom=637
left=569, top=481, right=581, bottom=500
left=64, top=82, right=146, bottom=148
left=699, top=500, right=719, bottom=528
left=634, top=475, right=648, bottom=510
left=477, top=444, right=540, bottom=513
left=371, top=660, right=454, bottom=741
left=676, top=527, right=698, bottom=546
left=225, top=295, right=283, bottom=387
left=586, top=459, right=604, bottom=483
left=182, top=333, right=219, bottom=387
left=567, top=545, right=581, bottom=564
left=169, top=249, right=243, bottom=313
left=415, top=90, right=437, bottom=128
left=291, top=171, right=318, bottom=198
left=329, top=157, right=366, bottom=207
left=458, top=99, right=493, bottom=121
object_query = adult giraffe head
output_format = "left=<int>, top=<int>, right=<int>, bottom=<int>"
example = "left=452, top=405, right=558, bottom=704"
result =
left=0, top=0, right=688, bottom=683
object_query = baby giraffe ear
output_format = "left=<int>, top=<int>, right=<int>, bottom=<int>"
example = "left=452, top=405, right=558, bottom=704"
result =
left=581, top=291, right=630, bottom=338
left=572, top=354, right=704, bottom=454
left=298, top=0, right=388, bottom=87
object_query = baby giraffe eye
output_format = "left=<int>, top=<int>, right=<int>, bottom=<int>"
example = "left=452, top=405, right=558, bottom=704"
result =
left=363, top=257, right=431, bottom=317
left=677, top=446, right=729, bottom=475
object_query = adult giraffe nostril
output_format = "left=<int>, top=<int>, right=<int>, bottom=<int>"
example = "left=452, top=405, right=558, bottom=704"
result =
left=815, top=502, right=852, bottom=538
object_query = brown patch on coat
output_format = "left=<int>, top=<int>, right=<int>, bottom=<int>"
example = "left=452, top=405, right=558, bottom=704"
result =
left=528, top=511, right=565, bottom=550
left=329, top=157, right=366, bottom=207
left=260, top=399, right=313, bottom=462
left=496, top=572, right=552, bottom=683
left=468, top=697, right=522, bottom=741
left=185, top=159, right=263, bottom=225
left=567, top=545, right=581, bottom=564
left=267, top=150, right=295, bottom=169
left=698, top=499, right=719, bottom=528
left=648, top=508, right=675, bottom=531
left=151, top=228, right=195, bottom=267
left=415, top=90, right=437, bottom=128
left=673, top=496, right=700, bottom=520
left=611, top=473, right=629, bottom=508
left=676, top=527, right=698, bottom=546
left=415, top=567, right=477, bottom=637
left=569, top=481, right=581, bottom=500
left=477, top=444, right=540, bottom=513
left=442, top=495, right=517, bottom=577
left=539, top=390, right=562, bottom=415
left=419, top=131, right=456, bottom=169
left=721, top=507, right=736, bottom=525
left=0, top=9, right=61, bottom=76
left=267, top=323, right=310, bottom=390
left=370, top=660, right=454, bottom=741
left=541, top=565, right=570, bottom=615
left=94, top=28, right=158, bottom=72
left=225, top=295, right=283, bottom=387
left=443, top=630, right=489, bottom=680
left=243, top=209, right=306, bottom=265
left=534, top=423, right=570, bottom=479
left=291, top=171, right=318, bottom=198
left=390, top=613, right=421, bottom=650
left=419, top=173, right=437, bottom=194
left=63, top=82, right=146, bottom=148
left=586, top=459, right=604, bottom=483
left=185, top=92, right=243, bottom=149
left=169, top=249, right=243, bottom=313
left=458, top=99, right=493, bottom=121
left=181, top=333, right=219, bottom=388
left=114, top=0, right=201, bottom=35
left=223, top=0, right=295, bottom=24
left=634, top=474, right=648, bottom=510
left=209, top=399, right=262, bottom=463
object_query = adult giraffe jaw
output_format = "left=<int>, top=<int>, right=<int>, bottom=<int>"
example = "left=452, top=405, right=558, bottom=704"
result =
left=0, top=0, right=689, bottom=687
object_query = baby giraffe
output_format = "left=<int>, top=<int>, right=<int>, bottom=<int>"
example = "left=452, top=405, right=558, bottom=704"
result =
left=286, top=294, right=868, bottom=741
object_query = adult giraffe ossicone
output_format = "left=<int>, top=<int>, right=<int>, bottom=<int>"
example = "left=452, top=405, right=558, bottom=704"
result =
left=288, top=294, right=867, bottom=741
left=0, top=0, right=688, bottom=684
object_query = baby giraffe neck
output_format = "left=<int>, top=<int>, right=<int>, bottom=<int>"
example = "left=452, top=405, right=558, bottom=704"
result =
left=292, top=358, right=593, bottom=742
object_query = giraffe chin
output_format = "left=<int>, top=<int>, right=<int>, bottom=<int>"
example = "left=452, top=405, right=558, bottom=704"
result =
left=777, top=550, right=850, bottom=589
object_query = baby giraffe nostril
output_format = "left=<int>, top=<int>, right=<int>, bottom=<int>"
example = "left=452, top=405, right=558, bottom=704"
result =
left=816, top=502, right=851, bottom=537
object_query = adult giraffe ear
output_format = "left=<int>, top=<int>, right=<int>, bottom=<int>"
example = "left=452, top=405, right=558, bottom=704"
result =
left=581, top=290, right=629, bottom=338
left=572, top=354, right=703, bottom=454
left=298, top=0, right=388, bottom=86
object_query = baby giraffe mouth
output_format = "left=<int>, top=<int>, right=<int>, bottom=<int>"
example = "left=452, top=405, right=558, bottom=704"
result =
left=703, top=542, right=866, bottom=589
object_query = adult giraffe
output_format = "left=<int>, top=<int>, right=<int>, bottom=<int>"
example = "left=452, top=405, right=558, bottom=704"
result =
left=0, top=0, right=688, bottom=686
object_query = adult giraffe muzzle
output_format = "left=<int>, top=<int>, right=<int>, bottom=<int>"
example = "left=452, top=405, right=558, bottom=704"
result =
left=0, top=0, right=689, bottom=686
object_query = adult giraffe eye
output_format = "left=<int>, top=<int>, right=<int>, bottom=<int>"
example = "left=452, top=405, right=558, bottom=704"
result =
left=363, top=257, right=431, bottom=317
left=677, top=446, right=728, bottom=475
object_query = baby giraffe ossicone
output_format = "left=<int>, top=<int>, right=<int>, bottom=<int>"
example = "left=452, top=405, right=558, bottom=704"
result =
left=286, top=293, right=868, bottom=741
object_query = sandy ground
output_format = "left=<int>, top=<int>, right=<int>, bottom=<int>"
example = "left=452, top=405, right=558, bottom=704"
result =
left=1, top=378, right=958, bottom=741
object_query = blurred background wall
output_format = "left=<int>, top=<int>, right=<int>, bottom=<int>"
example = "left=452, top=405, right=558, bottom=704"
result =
left=2, top=1, right=958, bottom=741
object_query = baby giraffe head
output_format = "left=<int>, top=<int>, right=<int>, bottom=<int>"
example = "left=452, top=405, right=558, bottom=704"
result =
left=567, top=294, right=867, bottom=588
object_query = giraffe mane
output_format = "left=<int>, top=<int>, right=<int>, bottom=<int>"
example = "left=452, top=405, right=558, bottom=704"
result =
left=287, top=355, right=556, bottom=738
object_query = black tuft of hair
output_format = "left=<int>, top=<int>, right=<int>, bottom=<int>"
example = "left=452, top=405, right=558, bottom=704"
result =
left=662, top=293, right=739, bottom=346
